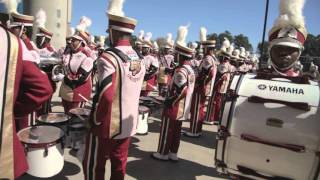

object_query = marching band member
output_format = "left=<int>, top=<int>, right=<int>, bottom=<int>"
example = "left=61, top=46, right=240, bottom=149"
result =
left=82, top=0, right=145, bottom=179
left=306, top=62, right=319, bottom=80
left=238, top=47, right=248, bottom=73
left=158, top=33, right=175, bottom=96
left=56, top=26, right=75, bottom=58
left=203, top=38, right=232, bottom=125
left=267, top=0, right=308, bottom=78
left=141, top=32, right=159, bottom=96
left=152, top=25, right=195, bottom=161
left=135, top=30, right=144, bottom=53
left=7, top=4, right=40, bottom=64
left=96, top=35, right=106, bottom=56
left=59, top=17, right=94, bottom=114
left=185, top=27, right=217, bottom=137
left=190, top=42, right=200, bottom=73
left=0, top=23, right=52, bottom=179
left=4, top=0, right=52, bottom=129
left=35, top=9, right=57, bottom=115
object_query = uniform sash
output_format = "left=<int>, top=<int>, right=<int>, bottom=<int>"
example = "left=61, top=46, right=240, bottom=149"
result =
left=0, top=27, right=19, bottom=179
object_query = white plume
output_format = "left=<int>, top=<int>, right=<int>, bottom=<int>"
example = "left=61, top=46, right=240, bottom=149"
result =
left=233, top=49, right=240, bottom=57
left=107, top=0, right=125, bottom=16
left=274, top=0, right=305, bottom=29
left=98, top=36, right=106, bottom=46
left=227, top=44, right=234, bottom=55
left=153, top=41, right=159, bottom=49
left=170, top=39, right=175, bottom=46
left=191, top=42, right=198, bottom=50
left=220, top=37, right=230, bottom=51
left=166, top=33, right=173, bottom=44
left=67, top=27, right=75, bottom=37
left=176, top=25, right=189, bottom=47
left=76, top=16, right=92, bottom=32
left=245, top=51, right=251, bottom=58
left=144, top=32, right=152, bottom=42
left=0, top=0, right=20, bottom=13
left=91, top=35, right=95, bottom=43
left=200, top=27, right=207, bottom=42
left=138, top=30, right=144, bottom=40
left=240, top=47, right=246, bottom=57
left=35, top=9, right=46, bottom=28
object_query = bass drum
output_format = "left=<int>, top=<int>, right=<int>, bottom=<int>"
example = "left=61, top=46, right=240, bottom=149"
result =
left=18, top=126, right=65, bottom=178
left=215, top=73, right=320, bottom=180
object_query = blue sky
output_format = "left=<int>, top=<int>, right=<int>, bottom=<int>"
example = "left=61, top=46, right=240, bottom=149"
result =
left=1, top=0, right=318, bottom=51
left=71, top=0, right=319, bottom=51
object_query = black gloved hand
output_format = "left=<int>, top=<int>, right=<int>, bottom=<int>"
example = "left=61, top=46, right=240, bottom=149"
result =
left=164, top=97, right=175, bottom=108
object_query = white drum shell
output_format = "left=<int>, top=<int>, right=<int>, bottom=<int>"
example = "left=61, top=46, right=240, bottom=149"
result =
left=136, top=111, right=149, bottom=134
left=25, top=143, right=64, bottom=178
left=216, top=73, right=320, bottom=179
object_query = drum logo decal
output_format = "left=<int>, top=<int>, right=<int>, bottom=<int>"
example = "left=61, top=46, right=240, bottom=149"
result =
left=129, top=60, right=142, bottom=76
left=258, top=84, right=304, bottom=95
left=258, top=84, right=267, bottom=90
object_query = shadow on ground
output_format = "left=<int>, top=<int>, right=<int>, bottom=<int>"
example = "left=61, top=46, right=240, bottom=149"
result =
left=17, top=160, right=80, bottom=180
left=127, top=137, right=226, bottom=180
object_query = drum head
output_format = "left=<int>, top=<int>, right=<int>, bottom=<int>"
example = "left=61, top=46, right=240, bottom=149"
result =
left=139, top=96, right=154, bottom=101
left=18, top=126, right=65, bottom=146
left=139, top=106, right=150, bottom=113
left=38, top=113, right=70, bottom=124
left=69, top=108, right=91, bottom=116
left=153, top=96, right=165, bottom=102
left=40, top=57, right=61, bottom=65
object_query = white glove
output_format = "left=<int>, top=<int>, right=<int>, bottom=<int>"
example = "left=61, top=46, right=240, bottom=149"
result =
left=52, top=73, right=64, bottom=81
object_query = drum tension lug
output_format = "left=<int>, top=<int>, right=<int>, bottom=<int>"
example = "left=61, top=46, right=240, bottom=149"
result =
left=215, top=160, right=227, bottom=169
left=44, top=147, right=48, bottom=157
left=24, top=145, right=29, bottom=156
left=217, top=126, right=230, bottom=140
left=226, top=90, right=238, bottom=101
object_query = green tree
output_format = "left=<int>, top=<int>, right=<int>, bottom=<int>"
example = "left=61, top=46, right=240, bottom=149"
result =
left=257, top=41, right=270, bottom=65
left=217, top=31, right=234, bottom=48
left=155, top=37, right=167, bottom=49
left=302, top=34, right=320, bottom=57
left=234, top=34, right=253, bottom=51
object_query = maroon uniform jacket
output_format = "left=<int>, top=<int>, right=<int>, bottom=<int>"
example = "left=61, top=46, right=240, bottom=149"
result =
left=0, top=25, right=53, bottom=179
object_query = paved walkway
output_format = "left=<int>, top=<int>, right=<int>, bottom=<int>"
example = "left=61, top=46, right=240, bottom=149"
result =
left=18, top=83, right=228, bottom=180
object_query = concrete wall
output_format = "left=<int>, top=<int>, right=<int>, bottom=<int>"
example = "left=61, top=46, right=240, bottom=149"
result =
left=23, top=0, right=72, bottom=48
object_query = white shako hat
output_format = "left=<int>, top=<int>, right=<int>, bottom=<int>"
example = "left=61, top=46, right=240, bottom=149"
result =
left=142, top=32, right=153, bottom=48
left=200, top=26, right=216, bottom=48
left=72, top=16, right=92, bottom=45
left=239, top=47, right=246, bottom=59
left=232, top=49, right=241, bottom=60
left=153, top=41, right=159, bottom=51
left=268, top=0, right=307, bottom=50
left=66, top=26, right=75, bottom=39
left=227, top=44, right=235, bottom=58
left=174, top=25, right=194, bottom=58
left=97, top=35, right=106, bottom=47
left=5, top=0, right=34, bottom=27
left=107, top=0, right=137, bottom=34
left=35, top=9, right=53, bottom=39
left=163, top=33, right=174, bottom=49
left=219, top=37, right=231, bottom=57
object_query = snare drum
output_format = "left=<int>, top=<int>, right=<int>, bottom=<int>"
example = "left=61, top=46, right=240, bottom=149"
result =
left=37, top=113, right=70, bottom=133
left=152, top=96, right=165, bottom=104
left=136, top=106, right=150, bottom=135
left=18, top=126, right=65, bottom=178
left=68, top=108, right=90, bottom=149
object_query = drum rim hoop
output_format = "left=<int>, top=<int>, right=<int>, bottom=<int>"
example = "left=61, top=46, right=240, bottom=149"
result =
left=18, top=125, right=65, bottom=148
left=37, top=112, right=71, bottom=123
